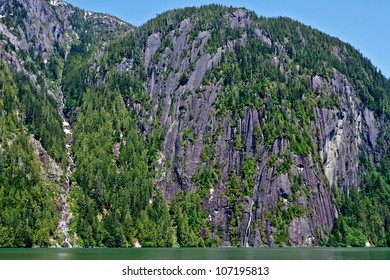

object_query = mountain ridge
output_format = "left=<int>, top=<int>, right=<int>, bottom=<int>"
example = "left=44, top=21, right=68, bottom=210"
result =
left=0, top=0, right=389, bottom=248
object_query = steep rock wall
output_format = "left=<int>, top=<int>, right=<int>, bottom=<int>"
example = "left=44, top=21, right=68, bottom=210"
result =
left=132, top=9, right=388, bottom=246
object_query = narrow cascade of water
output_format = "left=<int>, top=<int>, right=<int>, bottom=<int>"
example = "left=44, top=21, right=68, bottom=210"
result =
left=244, top=199, right=254, bottom=247
left=55, top=95, right=75, bottom=248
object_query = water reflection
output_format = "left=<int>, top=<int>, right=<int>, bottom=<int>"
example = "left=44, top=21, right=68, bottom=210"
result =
left=0, top=247, right=390, bottom=260
left=54, top=252, right=68, bottom=260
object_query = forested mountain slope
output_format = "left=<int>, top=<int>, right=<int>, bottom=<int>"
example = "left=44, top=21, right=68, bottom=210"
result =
left=1, top=0, right=390, bottom=247
left=0, top=0, right=132, bottom=246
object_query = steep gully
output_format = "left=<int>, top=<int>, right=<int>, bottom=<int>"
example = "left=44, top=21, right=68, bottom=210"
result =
left=54, top=93, right=74, bottom=248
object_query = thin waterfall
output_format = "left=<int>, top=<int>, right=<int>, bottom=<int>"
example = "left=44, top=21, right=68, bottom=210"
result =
left=54, top=94, right=75, bottom=247
left=244, top=199, right=254, bottom=247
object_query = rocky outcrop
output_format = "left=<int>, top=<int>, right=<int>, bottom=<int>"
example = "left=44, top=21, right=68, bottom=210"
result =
left=137, top=7, right=388, bottom=247
left=0, top=0, right=73, bottom=60
left=144, top=33, right=161, bottom=68
left=138, top=12, right=341, bottom=246
left=311, top=69, right=382, bottom=191
left=254, top=28, right=272, bottom=47
left=29, top=134, right=63, bottom=184
left=226, top=9, right=252, bottom=28
left=0, top=0, right=131, bottom=79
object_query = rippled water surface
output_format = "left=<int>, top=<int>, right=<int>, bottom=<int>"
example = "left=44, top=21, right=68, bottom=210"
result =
left=1, top=247, right=390, bottom=260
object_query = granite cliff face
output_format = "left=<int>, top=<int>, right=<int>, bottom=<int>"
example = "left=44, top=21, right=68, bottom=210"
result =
left=1, top=1, right=389, bottom=247
left=127, top=8, right=389, bottom=246
left=0, top=0, right=130, bottom=75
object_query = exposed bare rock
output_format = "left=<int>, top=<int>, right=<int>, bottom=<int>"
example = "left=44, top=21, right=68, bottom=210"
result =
left=0, top=0, right=131, bottom=81
left=331, top=46, right=346, bottom=61
left=254, top=28, right=272, bottom=47
left=144, top=33, right=161, bottom=68
left=311, top=69, right=368, bottom=190
left=187, top=53, right=211, bottom=91
left=311, top=75, right=324, bottom=92
left=226, top=9, right=252, bottom=28
left=363, top=108, right=379, bottom=148
left=29, top=134, right=63, bottom=183
left=134, top=239, right=142, bottom=248
left=17, top=0, right=71, bottom=59
left=288, top=218, right=314, bottom=246
left=271, top=56, right=284, bottom=72
left=240, top=31, right=248, bottom=47
left=115, top=57, right=133, bottom=73
left=142, top=20, right=343, bottom=243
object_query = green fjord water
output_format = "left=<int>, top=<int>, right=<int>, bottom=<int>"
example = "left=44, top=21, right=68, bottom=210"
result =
left=1, top=248, right=390, bottom=260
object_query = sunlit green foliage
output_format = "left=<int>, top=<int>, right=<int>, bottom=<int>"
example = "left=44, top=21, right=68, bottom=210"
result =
left=0, top=63, right=58, bottom=247
left=328, top=167, right=390, bottom=247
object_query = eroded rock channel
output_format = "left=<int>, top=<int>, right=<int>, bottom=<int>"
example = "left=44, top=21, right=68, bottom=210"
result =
left=54, top=95, right=75, bottom=248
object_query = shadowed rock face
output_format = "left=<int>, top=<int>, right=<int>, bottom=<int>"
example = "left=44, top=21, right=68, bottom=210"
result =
left=19, top=0, right=69, bottom=57
left=0, top=0, right=72, bottom=64
left=0, top=0, right=131, bottom=78
left=135, top=9, right=388, bottom=246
